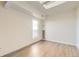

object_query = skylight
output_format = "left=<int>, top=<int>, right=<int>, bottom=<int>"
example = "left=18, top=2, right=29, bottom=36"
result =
left=39, top=1, right=67, bottom=9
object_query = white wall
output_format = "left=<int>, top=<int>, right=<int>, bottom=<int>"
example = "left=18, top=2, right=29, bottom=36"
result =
left=76, top=7, right=79, bottom=49
left=45, top=8, right=76, bottom=45
left=0, top=6, right=41, bottom=56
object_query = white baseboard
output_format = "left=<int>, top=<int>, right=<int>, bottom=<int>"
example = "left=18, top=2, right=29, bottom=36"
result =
left=45, top=39, right=76, bottom=46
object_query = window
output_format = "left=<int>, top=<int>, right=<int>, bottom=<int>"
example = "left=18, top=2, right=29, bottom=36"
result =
left=33, top=20, right=38, bottom=30
left=32, top=19, right=38, bottom=39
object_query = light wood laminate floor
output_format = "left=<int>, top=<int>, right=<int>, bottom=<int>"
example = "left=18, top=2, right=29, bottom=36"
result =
left=4, top=40, right=79, bottom=57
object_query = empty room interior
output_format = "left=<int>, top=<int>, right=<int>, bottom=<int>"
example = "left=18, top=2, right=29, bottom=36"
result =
left=0, top=1, right=79, bottom=57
